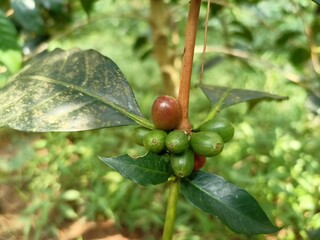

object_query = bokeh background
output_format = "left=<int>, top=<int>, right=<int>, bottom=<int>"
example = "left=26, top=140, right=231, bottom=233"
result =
left=0, top=0, right=319, bottom=239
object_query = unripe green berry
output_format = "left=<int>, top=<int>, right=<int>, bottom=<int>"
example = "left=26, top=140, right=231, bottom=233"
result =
left=133, top=127, right=151, bottom=145
left=143, top=129, right=167, bottom=153
left=165, top=130, right=189, bottom=154
left=200, top=118, right=234, bottom=142
left=170, top=149, right=194, bottom=178
left=190, top=132, right=224, bottom=157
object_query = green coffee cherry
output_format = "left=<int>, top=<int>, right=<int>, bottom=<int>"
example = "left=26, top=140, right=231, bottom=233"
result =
left=133, top=127, right=151, bottom=145
left=170, top=149, right=194, bottom=178
left=165, top=130, right=189, bottom=154
left=200, top=118, right=234, bottom=142
left=190, top=132, right=224, bottom=157
left=143, top=129, right=167, bottom=153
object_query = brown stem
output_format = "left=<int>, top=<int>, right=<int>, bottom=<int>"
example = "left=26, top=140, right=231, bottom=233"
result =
left=177, top=0, right=201, bottom=133
left=199, top=0, right=211, bottom=84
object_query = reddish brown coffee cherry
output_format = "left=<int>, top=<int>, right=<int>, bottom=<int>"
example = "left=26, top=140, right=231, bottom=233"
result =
left=151, top=95, right=182, bottom=131
left=193, top=154, right=206, bottom=171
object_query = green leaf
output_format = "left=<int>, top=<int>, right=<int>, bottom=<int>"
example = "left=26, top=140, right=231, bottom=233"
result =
left=0, top=10, right=22, bottom=73
left=99, top=152, right=172, bottom=186
left=275, top=30, right=301, bottom=46
left=312, top=0, right=320, bottom=5
left=11, top=0, right=45, bottom=34
left=79, top=0, right=99, bottom=17
left=0, top=10, right=19, bottom=50
left=0, top=49, right=22, bottom=74
left=0, top=48, right=152, bottom=132
left=289, top=47, right=310, bottom=67
left=230, top=20, right=253, bottom=43
left=200, top=84, right=288, bottom=110
left=181, top=171, right=279, bottom=235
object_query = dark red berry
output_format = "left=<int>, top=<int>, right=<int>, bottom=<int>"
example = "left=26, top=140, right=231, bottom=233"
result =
left=151, top=95, right=182, bottom=131
left=193, top=154, right=206, bottom=171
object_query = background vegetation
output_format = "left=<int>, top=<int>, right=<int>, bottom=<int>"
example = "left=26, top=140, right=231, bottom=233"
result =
left=0, top=0, right=319, bottom=239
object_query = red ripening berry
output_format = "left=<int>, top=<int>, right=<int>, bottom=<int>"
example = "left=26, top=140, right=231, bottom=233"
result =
left=193, top=154, right=206, bottom=171
left=151, top=95, right=182, bottom=131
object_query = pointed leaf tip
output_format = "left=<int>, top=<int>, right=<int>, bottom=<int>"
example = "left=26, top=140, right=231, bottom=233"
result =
left=0, top=48, right=148, bottom=132
left=99, top=152, right=172, bottom=186
left=181, top=171, right=279, bottom=235
left=200, top=84, right=288, bottom=110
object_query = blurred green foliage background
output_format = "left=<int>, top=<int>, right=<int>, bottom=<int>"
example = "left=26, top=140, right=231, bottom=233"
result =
left=0, top=0, right=319, bottom=239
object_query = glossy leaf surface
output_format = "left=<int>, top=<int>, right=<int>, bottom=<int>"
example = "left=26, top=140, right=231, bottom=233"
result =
left=0, top=48, right=150, bottom=132
left=200, top=84, right=288, bottom=110
left=100, top=152, right=172, bottom=186
left=181, top=171, right=279, bottom=235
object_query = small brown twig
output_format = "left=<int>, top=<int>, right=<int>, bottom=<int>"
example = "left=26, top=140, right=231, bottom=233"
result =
left=199, top=0, right=211, bottom=84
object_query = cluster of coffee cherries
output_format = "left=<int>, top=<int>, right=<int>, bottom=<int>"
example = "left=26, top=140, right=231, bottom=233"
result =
left=133, top=95, right=234, bottom=178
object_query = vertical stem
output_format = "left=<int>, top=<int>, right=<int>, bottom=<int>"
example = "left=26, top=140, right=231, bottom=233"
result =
left=177, top=0, right=201, bottom=133
left=162, top=2, right=201, bottom=239
left=162, top=178, right=180, bottom=240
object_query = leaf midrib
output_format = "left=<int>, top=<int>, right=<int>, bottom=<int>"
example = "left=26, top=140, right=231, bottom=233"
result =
left=26, top=74, right=152, bottom=128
